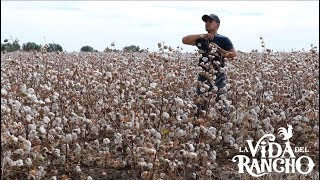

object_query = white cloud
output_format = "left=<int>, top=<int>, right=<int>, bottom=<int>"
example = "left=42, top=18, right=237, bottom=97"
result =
left=1, top=1, right=318, bottom=52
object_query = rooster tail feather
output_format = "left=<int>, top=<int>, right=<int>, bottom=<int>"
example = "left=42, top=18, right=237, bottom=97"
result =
left=278, top=128, right=286, bottom=134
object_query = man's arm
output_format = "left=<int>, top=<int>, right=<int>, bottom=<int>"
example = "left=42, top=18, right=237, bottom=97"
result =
left=221, top=37, right=237, bottom=59
left=217, top=47, right=237, bottom=59
left=182, top=34, right=237, bottom=59
left=182, top=33, right=212, bottom=45
left=182, top=34, right=202, bottom=45
left=210, top=37, right=237, bottom=59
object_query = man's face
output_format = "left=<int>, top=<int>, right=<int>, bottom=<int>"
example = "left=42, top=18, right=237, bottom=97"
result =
left=205, top=18, right=219, bottom=32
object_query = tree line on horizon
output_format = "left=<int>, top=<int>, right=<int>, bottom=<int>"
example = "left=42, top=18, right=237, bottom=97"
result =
left=1, top=39, right=143, bottom=53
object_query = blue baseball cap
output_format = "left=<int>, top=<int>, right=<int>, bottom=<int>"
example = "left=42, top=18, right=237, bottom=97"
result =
left=202, top=14, right=220, bottom=24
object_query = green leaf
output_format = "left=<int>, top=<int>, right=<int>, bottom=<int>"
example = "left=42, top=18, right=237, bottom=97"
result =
left=162, top=128, right=171, bottom=135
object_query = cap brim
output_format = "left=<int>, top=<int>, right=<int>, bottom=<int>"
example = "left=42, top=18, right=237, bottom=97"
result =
left=202, top=15, right=210, bottom=22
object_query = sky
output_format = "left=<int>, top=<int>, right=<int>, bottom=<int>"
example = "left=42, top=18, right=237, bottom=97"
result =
left=1, top=1, right=319, bottom=52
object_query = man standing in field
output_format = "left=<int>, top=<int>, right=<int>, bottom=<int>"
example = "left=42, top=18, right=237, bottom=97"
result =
left=182, top=13, right=237, bottom=117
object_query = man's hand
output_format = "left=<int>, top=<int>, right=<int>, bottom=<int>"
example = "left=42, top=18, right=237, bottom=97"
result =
left=208, top=42, right=237, bottom=59
left=200, top=33, right=213, bottom=39
left=209, top=42, right=222, bottom=51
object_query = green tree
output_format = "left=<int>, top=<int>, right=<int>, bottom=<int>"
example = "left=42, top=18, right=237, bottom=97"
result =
left=123, top=45, right=140, bottom=52
left=47, top=43, right=63, bottom=52
left=80, top=45, right=94, bottom=52
left=22, top=42, right=41, bottom=51
left=104, top=47, right=119, bottom=52
left=1, top=38, right=20, bottom=52
left=1, top=42, right=20, bottom=52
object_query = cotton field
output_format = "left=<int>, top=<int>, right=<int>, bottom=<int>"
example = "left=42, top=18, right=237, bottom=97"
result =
left=1, top=47, right=319, bottom=179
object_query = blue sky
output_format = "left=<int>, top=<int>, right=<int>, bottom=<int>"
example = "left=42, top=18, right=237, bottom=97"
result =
left=1, top=1, right=319, bottom=52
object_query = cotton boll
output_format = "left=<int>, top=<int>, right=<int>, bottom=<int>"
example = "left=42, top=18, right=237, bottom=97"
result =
left=90, top=125, right=99, bottom=136
left=93, top=139, right=99, bottom=146
left=187, top=143, right=195, bottom=152
left=210, top=151, right=217, bottom=161
left=199, top=87, right=205, bottom=93
left=64, top=134, right=72, bottom=143
left=146, top=91, right=153, bottom=97
left=71, top=133, right=78, bottom=141
left=314, top=139, right=319, bottom=149
left=206, top=170, right=212, bottom=177
left=302, top=117, right=310, bottom=123
left=45, top=98, right=51, bottom=103
left=61, top=144, right=70, bottom=154
left=139, top=87, right=147, bottom=93
left=114, top=133, right=122, bottom=144
left=25, top=158, right=32, bottom=166
left=146, top=98, right=153, bottom=106
left=139, top=161, right=147, bottom=167
left=15, top=159, right=24, bottom=167
left=208, top=126, right=217, bottom=133
left=105, top=72, right=112, bottom=79
left=191, top=173, right=197, bottom=179
left=37, top=126, right=46, bottom=134
left=27, top=88, right=35, bottom=94
left=141, top=171, right=149, bottom=179
left=280, top=111, right=286, bottom=120
left=147, top=163, right=153, bottom=169
left=11, top=135, right=18, bottom=143
left=224, top=135, right=235, bottom=145
left=162, top=112, right=170, bottom=119
left=25, top=114, right=33, bottom=123
left=74, top=143, right=81, bottom=156
left=176, top=129, right=186, bottom=138
left=103, top=138, right=110, bottom=145
left=151, top=129, right=161, bottom=139
left=75, top=165, right=81, bottom=172
left=150, top=83, right=157, bottom=89
left=262, top=117, right=270, bottom=125
left=52, top=117, right=62, bottom=127
left=264, top=91, right=273, bottom=102
left=293, top=115, right=303, bottom=121
left=254, top=106, right=261, bottom=114
left=207, top=108, right=216, bottom=119
left=160, top=173, right=166, bottom=178
left=55, top=126, right=63, bottom=132
left=42, top=116, right=50, bottom=124
left=112, top=98, right=119, bottom=106
left=37, top=166, right=46, bottom=177
left=3, top=157, right=13, bottom=167
left=207, top=132, right=216, bottom=140
left=188, top=152, right=198, bottom=159
left=202, top=57, right=208, bottom=62
left=1, top=89, right=8, bottom=96
left=3, top=106, right=11, bottom=114
left=20, top=84, right=27, bottom=94
left=174, top=97, right=184, bottom=108
left=13, top=148, right=24, bottom=156
left=28, top=94, right=38, bottom=103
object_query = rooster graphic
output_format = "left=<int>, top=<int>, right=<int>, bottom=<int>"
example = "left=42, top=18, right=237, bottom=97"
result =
left=278, top=124, right=293, bottom=141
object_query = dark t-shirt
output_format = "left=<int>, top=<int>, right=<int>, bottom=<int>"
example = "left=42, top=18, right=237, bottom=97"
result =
left=196, top=34, right=234, bottom=54
left=196, top=34, right=234, bottom=71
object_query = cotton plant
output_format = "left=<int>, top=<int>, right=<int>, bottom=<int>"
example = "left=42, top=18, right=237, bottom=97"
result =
left=0, top=45, right=319, bottom=179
